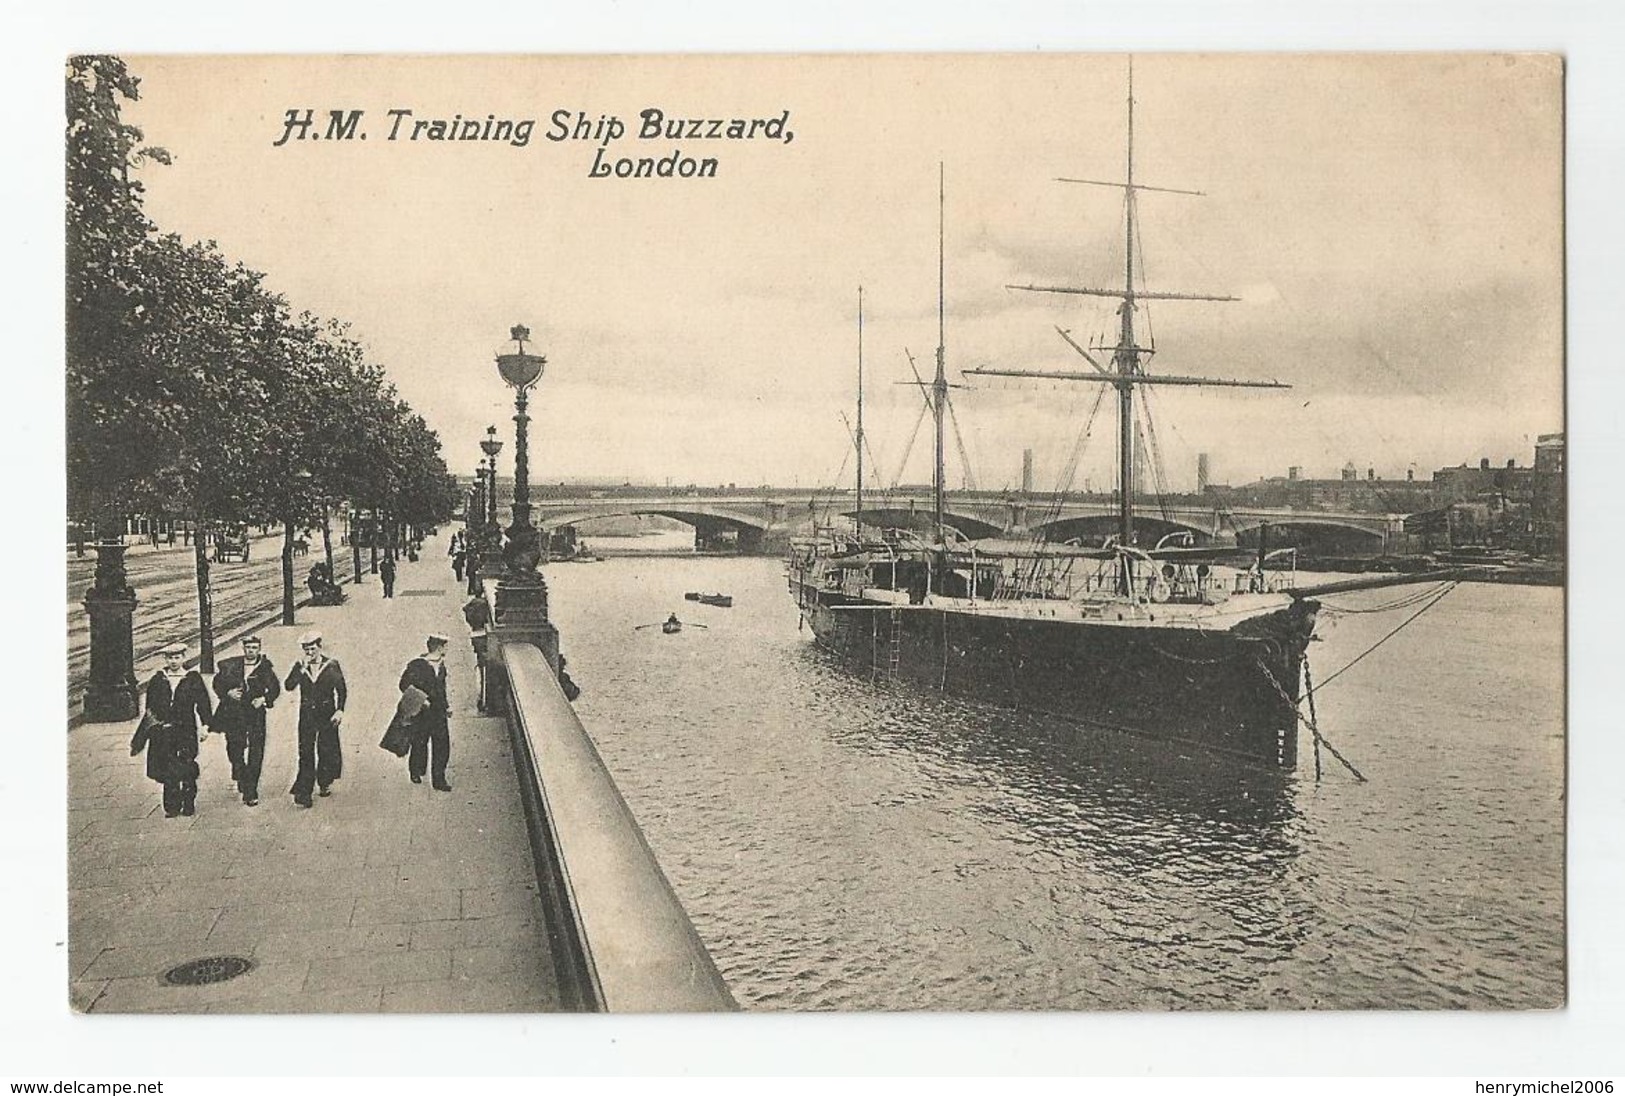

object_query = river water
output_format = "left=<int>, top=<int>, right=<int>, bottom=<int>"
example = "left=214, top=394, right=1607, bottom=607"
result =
left=545, top=539, right=1565, bottom=1011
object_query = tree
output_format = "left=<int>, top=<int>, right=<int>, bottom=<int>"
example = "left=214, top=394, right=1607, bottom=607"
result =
left=126, top=235, right=283, bottom=668
left=66, top=54, right=170, bottom=537
left=386, top=406, right=460, bottom=540
left=69, top=55, right=172, bottom=718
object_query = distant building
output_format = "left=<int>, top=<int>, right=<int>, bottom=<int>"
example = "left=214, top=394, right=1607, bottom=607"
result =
left=1534, top=433, right=1564, bottom=473
left=1430, top=455, right=1534, bottom=507
left=1531, top=433, right=1565, bottom=556
left=1219, top=467, right=1434, bottom=514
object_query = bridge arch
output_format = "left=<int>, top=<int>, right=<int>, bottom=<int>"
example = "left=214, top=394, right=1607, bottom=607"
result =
left=541, top=504, right=770, bottom=532
left=540, top=504, right=776, bottom=554
left=1231, top=518, right=1387, bottom=554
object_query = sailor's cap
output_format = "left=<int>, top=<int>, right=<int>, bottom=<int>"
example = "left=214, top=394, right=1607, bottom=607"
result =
left=160, top=641, right=187, bottom=655
left=241, top=634, right=262, bottom=645
left=426, top=633, right=450, bottom=647
left=298, top=631, right=323, bottom=646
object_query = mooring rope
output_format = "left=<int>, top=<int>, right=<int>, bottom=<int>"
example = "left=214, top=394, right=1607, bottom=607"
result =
left=1316, top=580, right=1455, bottom=616
left=1257, top=578, right=1461, bottom=781
left=1310, top=580, right=1460, bottom=694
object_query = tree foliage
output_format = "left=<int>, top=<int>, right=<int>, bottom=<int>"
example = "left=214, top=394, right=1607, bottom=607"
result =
left=66, top=55, right=166, bottom=526
left=67, top=55, right=460, bottom=539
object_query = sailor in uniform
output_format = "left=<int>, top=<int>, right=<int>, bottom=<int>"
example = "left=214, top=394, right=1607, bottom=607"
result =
left=399, top=634, right=453, bottom=792
left=211, top=634, right=281, bottom=806
left=283, top=630, right=347, bottom=808
left=132, top=642, right=212, bottom=818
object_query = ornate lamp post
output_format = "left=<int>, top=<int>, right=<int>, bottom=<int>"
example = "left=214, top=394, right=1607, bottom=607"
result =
left=496, top=326, right=544, bottom=567
left=82, top=514, right=138, bottom=721
left=465, top=467, right=485, bottom=595
left=486, top=324, right=561, bottom=697
left=468, top=424, right=504, bottom=595
left=481, top=424, right=503, bottom=532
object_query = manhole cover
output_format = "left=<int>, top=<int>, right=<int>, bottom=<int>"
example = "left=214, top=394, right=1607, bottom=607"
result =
left=162, top=956, right=255, bottom=986
left=397, top=589, right=446, bottom=598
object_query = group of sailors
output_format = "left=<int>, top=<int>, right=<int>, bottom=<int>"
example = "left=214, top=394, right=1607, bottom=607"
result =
left=129, top=628, right=455, bottom=817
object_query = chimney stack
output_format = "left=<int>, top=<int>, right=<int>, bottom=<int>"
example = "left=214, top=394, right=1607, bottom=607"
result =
left=1022, top=448, right=1034, bottom=495
left=1197, top=452, right=1211, bottom=493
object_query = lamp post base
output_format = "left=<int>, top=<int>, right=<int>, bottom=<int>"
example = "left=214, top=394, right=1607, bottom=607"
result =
left=486, top=573, right=560, bottom=713
left=82, top=542, right=139, bottom=722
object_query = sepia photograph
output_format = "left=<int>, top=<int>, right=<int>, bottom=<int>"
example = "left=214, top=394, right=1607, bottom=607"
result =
left=58, top=50, right=1571, bottom=1022
left=18, top=0, right=1624, bottom=1071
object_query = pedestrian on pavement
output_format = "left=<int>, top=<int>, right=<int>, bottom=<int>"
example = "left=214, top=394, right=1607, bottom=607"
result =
left=210, top=634, right=280, bottom=806
left=131, top=642, right=212, bottom=818
left=284, top=631, right=347, bottom=808
left=462, top=589, right=493, bottom=712
left=379, top=555, right=397, bottom=598
left=462, top=589, right=493, bottom=633
left=399, top=634, right=453, bottom=791
left=452, top=548, right=466, bottom=582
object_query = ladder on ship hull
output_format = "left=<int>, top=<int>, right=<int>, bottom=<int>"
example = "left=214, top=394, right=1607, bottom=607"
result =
left=871, top=607, right=903, bottom=682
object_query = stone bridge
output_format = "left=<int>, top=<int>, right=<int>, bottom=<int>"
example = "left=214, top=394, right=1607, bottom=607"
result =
left=516, top=486, right=1410, bottom=556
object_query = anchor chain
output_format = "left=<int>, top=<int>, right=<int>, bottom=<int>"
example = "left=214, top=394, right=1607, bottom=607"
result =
left=1256, top=658, right=1367, bottom=782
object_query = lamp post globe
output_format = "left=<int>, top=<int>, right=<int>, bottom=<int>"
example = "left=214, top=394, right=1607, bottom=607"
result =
left=480, top=424, right=503, bottom=532
left=496, top=325, right=546, bottom=390
left=493, top=325, right=546, bottom=575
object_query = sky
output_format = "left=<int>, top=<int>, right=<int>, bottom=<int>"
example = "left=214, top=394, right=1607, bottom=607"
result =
left=119, top=53, right=1563, bottom=494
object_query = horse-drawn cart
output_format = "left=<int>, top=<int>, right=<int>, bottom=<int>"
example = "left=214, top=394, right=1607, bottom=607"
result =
left=213, top=528, right=251, bottom=563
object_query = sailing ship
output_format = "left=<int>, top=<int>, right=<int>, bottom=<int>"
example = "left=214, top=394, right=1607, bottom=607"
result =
left=788, top=71, right=1454, bottom=769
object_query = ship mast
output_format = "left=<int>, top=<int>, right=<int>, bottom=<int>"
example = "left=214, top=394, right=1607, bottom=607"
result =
left=1117, top=64, right=1138, bottom=548
left=934, top=162, right=948, bottom=541
left=968, top=59, right=1289, bottom=596
left=856, top=285, right=864, bottom=536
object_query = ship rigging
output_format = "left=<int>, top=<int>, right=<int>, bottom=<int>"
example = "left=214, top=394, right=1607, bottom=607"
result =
left=788, top=63, right=1465, bottom=771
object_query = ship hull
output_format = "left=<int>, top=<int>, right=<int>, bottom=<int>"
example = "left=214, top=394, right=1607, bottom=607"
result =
left=792, top=580, right=1316, bottom=769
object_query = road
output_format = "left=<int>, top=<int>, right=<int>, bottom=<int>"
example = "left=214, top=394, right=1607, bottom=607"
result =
left=67, top=533, right=369, bottom=701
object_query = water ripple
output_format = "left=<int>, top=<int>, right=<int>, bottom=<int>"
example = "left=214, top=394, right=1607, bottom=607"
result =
left=549, top=555, right=1564, bottom=1010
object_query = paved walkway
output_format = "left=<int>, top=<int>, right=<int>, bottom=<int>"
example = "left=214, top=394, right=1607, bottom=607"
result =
left=67, top=536, right=561, bottom=1013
